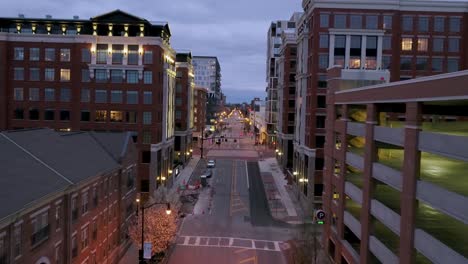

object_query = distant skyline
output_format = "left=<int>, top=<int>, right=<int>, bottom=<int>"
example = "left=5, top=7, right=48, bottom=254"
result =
left=0, top=0, right=303, bottom=103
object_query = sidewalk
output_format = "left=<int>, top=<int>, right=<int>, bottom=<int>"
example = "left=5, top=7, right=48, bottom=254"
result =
left=258, top=158, right=306, bottom=224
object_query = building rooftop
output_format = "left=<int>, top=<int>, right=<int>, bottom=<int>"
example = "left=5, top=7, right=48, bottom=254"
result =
left=0, top=128, right=131, bottom=221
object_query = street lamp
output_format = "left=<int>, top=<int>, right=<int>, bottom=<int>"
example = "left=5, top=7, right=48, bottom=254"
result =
left=136, top=199, right=172, bottom=263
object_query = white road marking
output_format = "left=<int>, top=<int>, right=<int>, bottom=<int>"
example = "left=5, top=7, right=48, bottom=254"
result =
left=183, top=236, right=189, bottom=245
left=176, top=235, right=283, bottom=252
left=195, top=236, right=200, bottom=246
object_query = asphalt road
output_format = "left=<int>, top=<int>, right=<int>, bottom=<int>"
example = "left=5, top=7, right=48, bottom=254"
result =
left=168, top=111, right=295, bottom=264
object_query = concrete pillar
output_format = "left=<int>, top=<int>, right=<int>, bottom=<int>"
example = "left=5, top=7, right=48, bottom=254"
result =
left=360, top=104, right=378, bottom=264
left=360, top=35, right=367, bottom=69
left=329, top=34, right=336, bottom=68
left=399, top=102, right=422, bottom=264
left=345, top=35, right=351, bottom=68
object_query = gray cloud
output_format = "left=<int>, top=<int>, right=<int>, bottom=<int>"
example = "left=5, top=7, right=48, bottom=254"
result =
left=1, top=0, right=303, bottom=103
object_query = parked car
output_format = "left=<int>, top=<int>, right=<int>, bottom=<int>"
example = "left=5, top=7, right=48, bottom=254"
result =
left=203, top=169, right=213, bottom=178
left=207, top=160, right=216, bottom=168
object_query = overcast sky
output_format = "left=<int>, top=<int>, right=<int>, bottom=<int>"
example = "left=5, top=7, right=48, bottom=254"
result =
left=1, top=0, right=302, bottom=103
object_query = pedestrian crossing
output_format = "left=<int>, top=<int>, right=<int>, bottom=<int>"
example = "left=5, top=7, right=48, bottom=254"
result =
left=176, top=235, right=285, bottom=252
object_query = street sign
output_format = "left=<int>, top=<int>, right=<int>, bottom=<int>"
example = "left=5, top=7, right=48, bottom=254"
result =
left=143, top=242, right=152, bottom=259
left=315, top=210, right=325, bottom=221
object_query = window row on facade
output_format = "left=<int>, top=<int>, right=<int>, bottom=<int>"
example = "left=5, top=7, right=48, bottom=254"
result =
left=319, top=13, right=462, bottom=33
left=13, top=46, right=154, bottom=65
left=12, top=67, right=153, bottom=84
left=12, top=108, right=155, bottom=125
left=13, top=88, right=154, bottom=104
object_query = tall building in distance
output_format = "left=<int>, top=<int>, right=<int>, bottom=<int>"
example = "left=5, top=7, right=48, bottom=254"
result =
left=266, top=13, right=302, bottom=149
left=174, top=51, right=195, bottom=165
left=292, top=0, right=468, bottom=217
left=0, top=10, right=177, bottom=196
left=193, top=56, right=222, bottom=125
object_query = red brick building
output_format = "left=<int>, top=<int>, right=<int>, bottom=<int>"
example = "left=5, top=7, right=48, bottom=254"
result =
left=174, top=51, right=194, bottom=166
left=323, top=67, right=468, bottom=264
left=193, top=87, right=208, bottom=140
left=0, top=128, right=137, bottom=264
left=294, top=0, right=468, bottom=214
left=0, top=10, right=177, bottom=196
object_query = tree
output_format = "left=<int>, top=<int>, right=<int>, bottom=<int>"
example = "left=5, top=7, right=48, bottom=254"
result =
left=128, top=205, right=177, bottom=256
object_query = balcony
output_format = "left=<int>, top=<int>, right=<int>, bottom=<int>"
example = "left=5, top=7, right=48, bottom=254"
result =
left=31, top=225, right=50, bottom=247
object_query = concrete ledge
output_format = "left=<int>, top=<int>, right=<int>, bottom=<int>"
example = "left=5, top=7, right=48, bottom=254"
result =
left=374, top=126, right=404, bottom=147
left=414, top=228, right=468, bottom=264
left=369, top=236, right=399, bottom=264
left=346, top=122, right=365, bottom=137
left=343, top=211, right=361, bottom=239
left=370, top=199, right=401, bottom=235
left=416, top=180, right=468, bottom=224
left=419, top=131, right=468, bottom=162
left=372, top=162, right=402, bottom=191
left=346, top=152, right=364, bottom=170
left=344, top=181, right=363, bottom=205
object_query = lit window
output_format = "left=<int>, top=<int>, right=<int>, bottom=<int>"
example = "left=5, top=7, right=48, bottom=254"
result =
left=60, top=49, right=70, bottom=62
left=96, top=44, right=107, bottom=64
left=349, top=58, right=360, bottom=69
left=401, top=38, right=413, bottom=51
left=110, top=111, right=123, bottom=122
left=95, top=110, right=107, bottom=122
left=60, top=69, right=70, bottom=81
left=417, top=38, right=428, bottom=51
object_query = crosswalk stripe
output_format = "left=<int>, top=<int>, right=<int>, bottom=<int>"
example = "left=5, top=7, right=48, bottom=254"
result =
left=176, top=236, right=282, bottom=252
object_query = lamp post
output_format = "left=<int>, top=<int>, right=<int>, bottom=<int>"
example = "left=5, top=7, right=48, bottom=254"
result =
left=136, top=199, right=171, bottom=263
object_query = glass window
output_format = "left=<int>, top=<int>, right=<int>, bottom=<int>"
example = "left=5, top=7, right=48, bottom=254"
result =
left=350, top=15, right=362, bottom=29
left=143, top=91, right=152, bottom=104
left=448, top=38, right=459, bottom=52
left=44, top=109, right=55, bottom=121
left=112, top=44, right=123, bottom=64
left=45, top=68, right=54, bottom=81
left=143, top=50, right=153, bottom=64
left=401, top=38, right=413, bottom=51
left=449, top=17, right=461, bottom=32
left=176, top=83, right=182, bottom=93
left=434, top=17, right=445, bottom=32
left=95, top=90, right=107, bottom=103
left=400, top=57, right=412, bottom=70
left=402, top=16, right=413, bottom=31
left=60, top=69, right=70, bottom=81
left=127, top=70, right=138, bottom=83
left=14, top=108, right=24, bottom=119
left=143, top=112, right=152, bottom=125
left=60, top=49, right=70, bottom=62
left=110, top=90, right=122, bottom=103
left=416, top=57, right=428, bottom=70
left=447, top=58, right=459, bottom=72
left=81, top=89, right=90, bottom=103
left=433, top=38, right=444, bottom=52
left=418, top=17, right=429, bottom=32
left=82, top=69, right=90, bottom=82
left=175, top=98, right=182, bottom=106
left=175, top=111, right=182, bottom=119
left=320, top=14, right=329, bottom=27
left=383, top=36, right=392, bottom=50
left=334, top=14, right=346, bottom=28
left=126, top=112, right=137, bottom=123
left=81, top=111, right=90, bottom=122
left=128, top=45, right=139, bottom=65
left=60, top=88, right=71, bottom=102
left=96, top=44, right=107, bottom=64
left=432, top=58, right=443, bottom=71
left=95, top=110, right=107, bottom=122
left=29, top=108, right=39, bottom=120
left=143, top=71, right=152, bottom=84
left=319, top=34, right=329, bottom=48
left=383, top=15, right=392, bottom=29
left=142, top=131, right=151, bottom=144
left=126, top=91, right=138, bottom=104
left=366, top=15, right=378, bottom=29
left=417, top=38, right=428, bottom=51
left=81, top=48, right=91, bottom=63
left=14, top=67, right=24, bottom=80
left=110, top=111, right=123, bottom=122
left=318, top=54, right=328, bottom=69
left=45, top=48, right=55, bottom=61
left=111, top=70, right=123, bottom=83
left=30, top=48, right=40, bottom=61
left=14, top=47, right=24, bottom=60
left=95, top=69, right=107, bottom=83
left=30, top=68, right=40, bottom=81
left=45, top=88, right=55, bottom=101
left=29, top=88, right=40, bottom=101
left=14, top=88, right=23, bottom=101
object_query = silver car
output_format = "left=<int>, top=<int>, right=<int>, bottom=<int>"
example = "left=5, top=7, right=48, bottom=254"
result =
left=207, top=160, right=216, bottom=168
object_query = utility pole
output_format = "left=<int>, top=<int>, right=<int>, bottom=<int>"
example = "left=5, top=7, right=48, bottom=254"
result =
left=200, top=134, right=204, bottom=159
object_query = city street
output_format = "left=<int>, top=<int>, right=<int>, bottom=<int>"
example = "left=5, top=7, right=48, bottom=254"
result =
left=168, top=111, right=296, bottom=264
